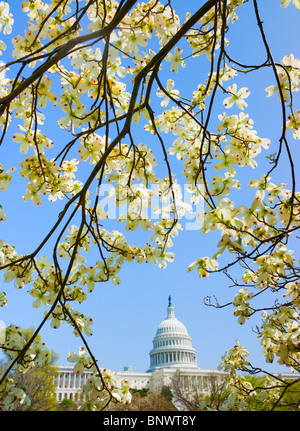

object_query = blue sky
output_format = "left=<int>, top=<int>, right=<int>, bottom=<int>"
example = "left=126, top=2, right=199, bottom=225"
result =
left=0, top=1, right=300, bottom=376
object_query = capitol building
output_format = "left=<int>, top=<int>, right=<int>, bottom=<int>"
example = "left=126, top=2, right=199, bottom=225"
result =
left=55, top=297, right=227, bottom=403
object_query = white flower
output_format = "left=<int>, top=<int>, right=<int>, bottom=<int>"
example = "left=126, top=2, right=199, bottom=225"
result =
left=0, top=2, right=14, bottom=34
left=223, top=84, right=250, bottom=110
left=166, top=47, right=186, bottom=73
left=157, top=79, right=180, bottom=107
left=280, top=0, right=300, bottom=9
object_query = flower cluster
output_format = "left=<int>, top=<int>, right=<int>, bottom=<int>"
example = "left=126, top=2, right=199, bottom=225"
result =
left=0, top=2, right=13, bottom=35
left=68, top=347, right=131, bottom=409
left=0, top=377, right=31, bottom=411
left=0, top=164, right=16, bottom=191
left=265, top=54, right=300, bottom=103
left=259, top=307, right=300, bottom=365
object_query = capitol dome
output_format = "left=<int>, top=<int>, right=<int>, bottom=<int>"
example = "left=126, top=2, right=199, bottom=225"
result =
left=148, top=297, right=198, bottom=372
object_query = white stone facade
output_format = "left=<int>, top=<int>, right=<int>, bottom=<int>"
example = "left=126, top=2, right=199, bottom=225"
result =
left=148, top=298, right=198, bottom=372
left=55, top=365, right=90, bottom=403
left=55, top=297, right=227, bottom=403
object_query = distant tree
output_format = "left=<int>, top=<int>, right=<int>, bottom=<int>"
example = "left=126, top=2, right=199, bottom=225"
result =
left=275, top=379, right=300, bottom=411
left=57, top=397, right=78, bottom=411
left=171, top=370, right=228, bottom=411
left=108, top=387, right=176, bottom=411
left=201, top=377, right=230, bottom=411
left=0, top=358, right=58, bottom=411
left=171, top=370, right=300, bottom=411
left=198, top=373, right=300, bottom=411
left=0, top=0, right=300, bottom=411
left=160, top=385, right=173, bottom=403
left=13, top=364, right=58, bottom=411
left=131, top=387, right=150, bottom=398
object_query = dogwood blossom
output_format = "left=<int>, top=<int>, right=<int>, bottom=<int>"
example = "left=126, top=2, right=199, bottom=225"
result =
left=265, top=54, right=300, bottom=103
left=157, top=79, right=180, bottom=107
left=166, top=47, right=186, bottom=73
left=280, top=0, right=300, bottom=9
left=0, top=2, right=13, bottom=34
left=223, top=84, right=250, bottom=110
left=286, top=109, right=300, bottom=138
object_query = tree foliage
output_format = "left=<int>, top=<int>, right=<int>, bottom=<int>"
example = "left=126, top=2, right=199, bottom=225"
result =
left=0, top=358, right=58, bottom=410
left=57, top=397, right=78, bottom=411
left=9, top=363, right=58, bottom=411
left=0, top=0, right=299, bottom=410
left=108, top=386, right=176, bottom=411
left=171, top=371, right=300, bottom=411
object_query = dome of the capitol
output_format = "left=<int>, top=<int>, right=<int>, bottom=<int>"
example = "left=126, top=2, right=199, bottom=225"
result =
left=148, top=296, right=198, bottom=372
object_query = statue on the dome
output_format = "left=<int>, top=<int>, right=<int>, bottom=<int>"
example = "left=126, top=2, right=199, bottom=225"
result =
left=168, top=296, right=172, bottom=307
